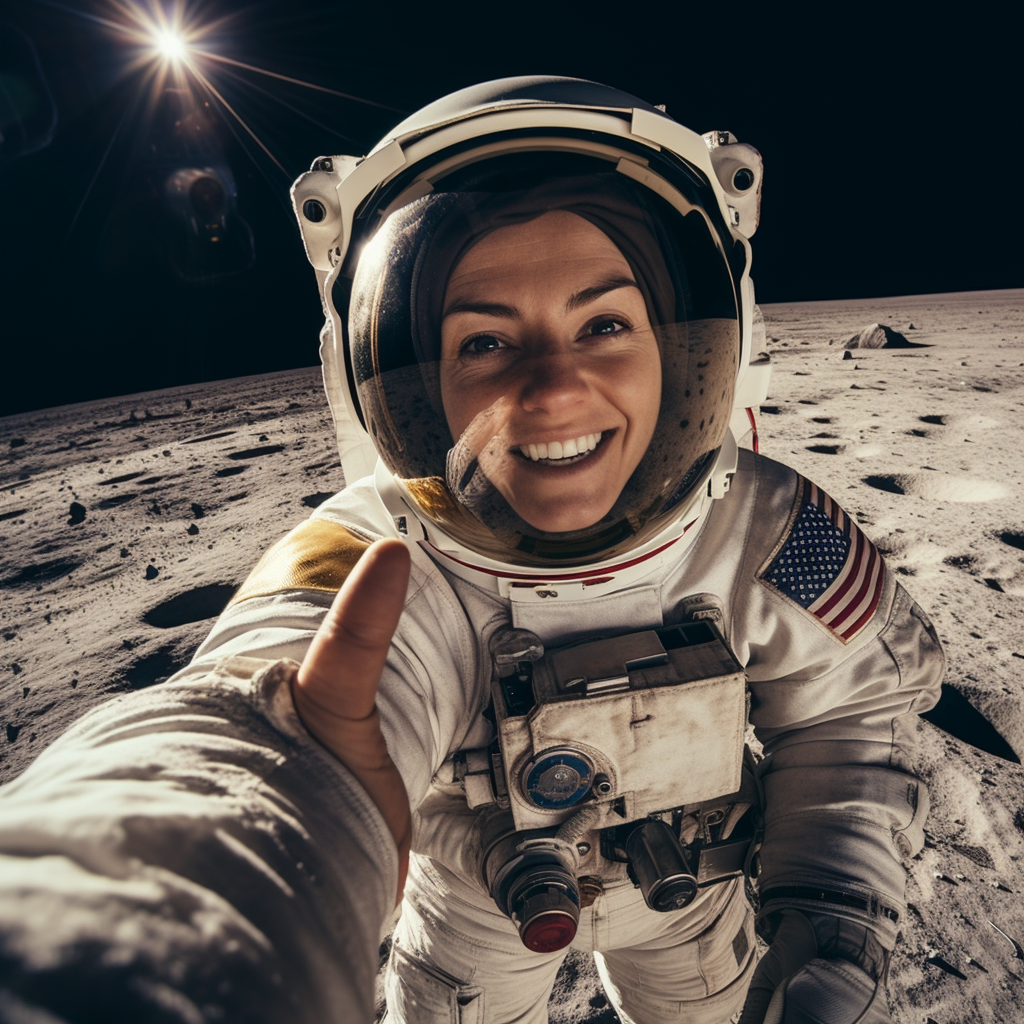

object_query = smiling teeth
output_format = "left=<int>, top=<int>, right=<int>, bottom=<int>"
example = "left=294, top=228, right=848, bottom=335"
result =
left=520, top=433, right=602, bottom=462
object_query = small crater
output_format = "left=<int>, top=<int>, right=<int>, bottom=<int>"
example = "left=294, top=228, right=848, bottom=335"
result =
left=998, top=531, right=1024, bottom=551
left=121, top=645, right=186, bottom=690
left=984, top=578, right=1005, bottom=593
left=1, top=558, right=82, bottom=586
left=919, top=415, right=946, bottom=426
left=807, top=445, right=842, bottom=455
left=863, top=473, right=1006, bottom=502
left=908, top=429, right=928, bottom=438
left=301, top=492, right=335, bottom=509
left=0, top=508, right=29, bottom=523
left=143, top=583, right=237, bottom=628
left=863, top=475, right=906, bottom=495
left=226, top=445, right=285, bottom=460
left=215, top=466, right=247, bottom=478
left=760, top=406, right=781, bottom=415
left=810, top=417, right=833, bottom=424
left=97, top=493, right=138, bottom=509
left=97, top=471, right=146, bottom=487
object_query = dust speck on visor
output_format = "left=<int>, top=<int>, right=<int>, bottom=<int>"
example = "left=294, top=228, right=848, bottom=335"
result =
left=347, top=153, right=741, bottom=567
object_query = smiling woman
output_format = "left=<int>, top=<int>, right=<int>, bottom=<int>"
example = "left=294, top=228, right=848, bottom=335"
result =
left=438, top=211, right=662, bottom=533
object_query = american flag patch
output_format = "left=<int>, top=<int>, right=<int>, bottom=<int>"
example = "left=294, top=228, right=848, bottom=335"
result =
left=759, top=478, right=886, bottom=643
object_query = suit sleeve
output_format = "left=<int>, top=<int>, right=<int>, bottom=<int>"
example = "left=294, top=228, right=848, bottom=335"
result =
left=739, top=466, right=945, bottom=948
left=0, top=657, right=396, bottom=1023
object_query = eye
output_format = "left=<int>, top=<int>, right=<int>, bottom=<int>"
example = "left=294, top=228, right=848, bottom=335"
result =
left=586, top=318, right=629, bottom=338
left=460, top=334, right=507, bottom=355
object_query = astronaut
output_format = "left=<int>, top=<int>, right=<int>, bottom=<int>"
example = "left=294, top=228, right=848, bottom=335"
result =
left=0, top=77, right=944, bottom=1024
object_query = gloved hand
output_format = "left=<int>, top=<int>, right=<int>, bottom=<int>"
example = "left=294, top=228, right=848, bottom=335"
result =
left=739, top=909, right=892, bottom=1024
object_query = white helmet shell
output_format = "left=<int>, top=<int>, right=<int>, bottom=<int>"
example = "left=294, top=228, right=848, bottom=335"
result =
left=292, top=77, right=770, bottom=592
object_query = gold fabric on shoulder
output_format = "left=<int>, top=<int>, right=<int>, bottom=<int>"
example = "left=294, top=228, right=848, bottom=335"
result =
left=229, top=518, right=370, bottom=606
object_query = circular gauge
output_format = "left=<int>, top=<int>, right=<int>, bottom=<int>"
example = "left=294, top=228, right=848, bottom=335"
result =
left=522, top=750, right=594, bottom=809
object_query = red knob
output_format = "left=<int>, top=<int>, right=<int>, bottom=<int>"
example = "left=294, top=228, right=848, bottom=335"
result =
left=520, top=910, right=578, bottom=953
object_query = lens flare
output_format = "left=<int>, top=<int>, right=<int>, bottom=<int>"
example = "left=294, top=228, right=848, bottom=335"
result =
left=152, top=26, right=188, bottom=64
left=50, top=0, right=405, bottom=246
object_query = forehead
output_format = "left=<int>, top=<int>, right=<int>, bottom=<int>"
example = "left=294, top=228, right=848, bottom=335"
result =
left=445, top=210, right=633, bottom=293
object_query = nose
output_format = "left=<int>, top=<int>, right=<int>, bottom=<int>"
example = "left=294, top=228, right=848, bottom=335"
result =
left=517, top=353, right=589, bottom=414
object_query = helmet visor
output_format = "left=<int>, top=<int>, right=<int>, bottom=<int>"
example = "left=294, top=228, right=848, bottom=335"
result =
left=347, top=151, right=740, bottom=566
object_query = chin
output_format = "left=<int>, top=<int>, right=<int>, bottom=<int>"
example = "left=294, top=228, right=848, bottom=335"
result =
left=512, top=499, right=614, bottom=536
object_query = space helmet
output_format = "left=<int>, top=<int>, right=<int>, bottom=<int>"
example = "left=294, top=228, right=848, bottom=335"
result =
left=291, top=77, right=769, bottom=581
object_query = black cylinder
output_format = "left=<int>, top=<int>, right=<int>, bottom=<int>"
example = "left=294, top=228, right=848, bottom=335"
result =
left=625, top=819, right=699, bottom=912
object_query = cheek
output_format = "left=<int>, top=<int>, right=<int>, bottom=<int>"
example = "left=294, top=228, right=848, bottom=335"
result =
left=439, top=365, right=480, bottom=442
left=625, top=348, right=663, bottom=439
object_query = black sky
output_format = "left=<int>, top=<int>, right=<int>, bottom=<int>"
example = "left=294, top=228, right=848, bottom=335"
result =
left=0, top=1, right=1017, bottom=416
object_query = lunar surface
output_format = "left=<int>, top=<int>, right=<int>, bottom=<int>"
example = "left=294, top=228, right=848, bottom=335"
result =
left=1, top=289, right=1022, bottom=1022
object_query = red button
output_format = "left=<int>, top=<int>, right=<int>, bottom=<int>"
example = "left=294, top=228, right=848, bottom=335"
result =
left=521, top=911, right=578, bottom=953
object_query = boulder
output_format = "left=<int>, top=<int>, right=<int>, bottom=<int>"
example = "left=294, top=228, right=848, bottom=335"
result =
left=843, top=323, right=918, bottom=349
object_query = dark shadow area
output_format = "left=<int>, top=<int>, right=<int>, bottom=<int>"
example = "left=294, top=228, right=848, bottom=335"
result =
left=120, top=644, right=187, bottom=690
left=862, top=475, right=906, bottom=495
left=921, top=683, right=1021, bottom=764
left=143, top=583, right=237, bottom=629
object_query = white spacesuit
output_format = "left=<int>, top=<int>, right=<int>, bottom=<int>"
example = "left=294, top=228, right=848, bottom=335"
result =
left=0, top=77, right=944, bottom=1024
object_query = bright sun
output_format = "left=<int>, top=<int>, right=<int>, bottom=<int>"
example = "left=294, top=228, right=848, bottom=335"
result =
left=153, top=27, right=188, bottom=63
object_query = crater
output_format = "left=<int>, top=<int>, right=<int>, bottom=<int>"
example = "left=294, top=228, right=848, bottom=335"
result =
left=302, top=492, right=336, bottom=509
left=1, top=558, right=82, bottom=586
left=120, top=645, right=187, bottom=690
left=863, top=475, right=906, bottom=495
left=918, top=415, right=946, bottom=426
left=143, top=583, right=237, bottom=628
left=97, top=493, right=138, bottom=509
left=226, top=445, right=285, bottom=460
left=97, top=471, right=146, bottom=487
left=807, top=445, right=842, bottom=455
left=862, top=473, right=1007, bottom=502
left=998, top=531, right=1024, bottom=551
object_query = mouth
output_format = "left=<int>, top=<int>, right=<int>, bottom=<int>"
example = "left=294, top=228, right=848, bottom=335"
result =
left=516, top=431, right=605, bottom=466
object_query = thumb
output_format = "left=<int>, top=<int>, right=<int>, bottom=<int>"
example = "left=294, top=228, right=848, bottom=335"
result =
left=293, top=537, right=412, bottom=902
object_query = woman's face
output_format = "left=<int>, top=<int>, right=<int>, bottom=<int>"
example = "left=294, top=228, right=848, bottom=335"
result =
left=439, top=210, right=662, bottom=534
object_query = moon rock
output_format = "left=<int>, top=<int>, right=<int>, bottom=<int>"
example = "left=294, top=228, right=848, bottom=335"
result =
left=843, top=322, right=915, bottom=349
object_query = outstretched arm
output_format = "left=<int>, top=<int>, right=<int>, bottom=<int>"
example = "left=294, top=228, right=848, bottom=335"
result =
left=0, top=539, right=412, bottom=1022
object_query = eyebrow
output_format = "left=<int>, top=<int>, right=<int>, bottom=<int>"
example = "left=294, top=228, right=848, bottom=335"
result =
left=565, top=276, right=641, bottom=313
left=442, top=276, right=641, bottom=322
